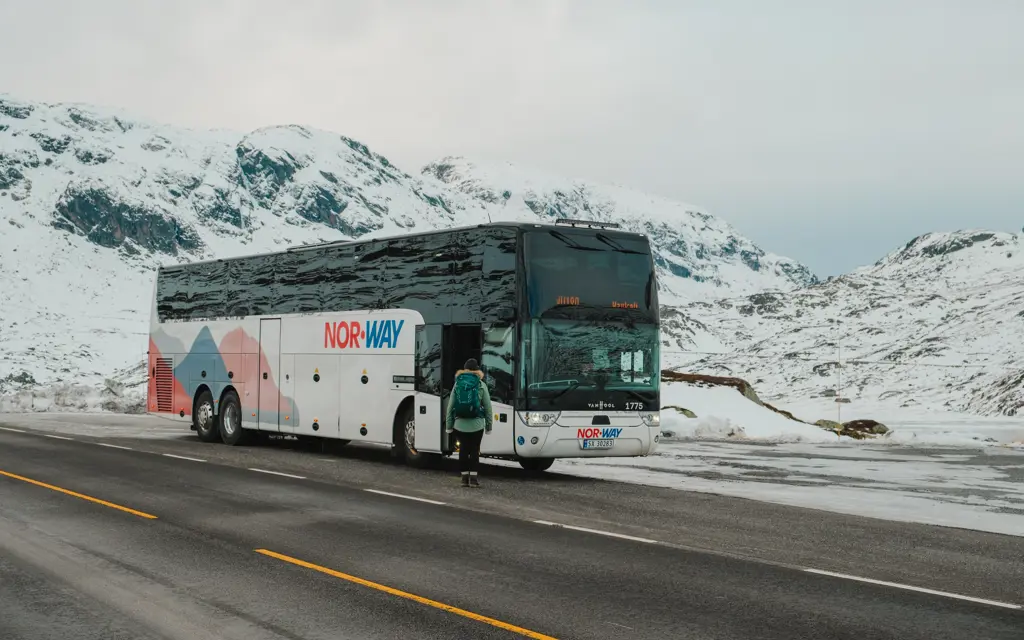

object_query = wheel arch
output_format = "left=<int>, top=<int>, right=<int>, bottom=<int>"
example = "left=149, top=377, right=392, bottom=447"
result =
left=392, top=395, right=415, bottom=445
left=192, top=384, right=212, bottom=415
left=217, top=385, right=239, bottom=416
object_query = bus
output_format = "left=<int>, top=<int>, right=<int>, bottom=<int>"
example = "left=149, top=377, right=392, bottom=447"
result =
left=146, top=219, right=661, bottom=471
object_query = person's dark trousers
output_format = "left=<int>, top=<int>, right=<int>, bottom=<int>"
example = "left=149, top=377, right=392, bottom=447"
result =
left=457, top=428, right=484, bottom=480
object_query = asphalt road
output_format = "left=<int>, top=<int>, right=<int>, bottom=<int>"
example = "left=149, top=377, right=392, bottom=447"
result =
left=0, top=420, right=1022, bottom=639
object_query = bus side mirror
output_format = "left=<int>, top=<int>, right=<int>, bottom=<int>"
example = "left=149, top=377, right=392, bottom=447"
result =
left=497, top=307, right=516, bottom=321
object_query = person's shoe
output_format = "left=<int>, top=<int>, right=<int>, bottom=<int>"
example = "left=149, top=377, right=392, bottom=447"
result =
left=469, top=476, right=480, bottom=488
left=461, top=475, right=470, bottom=487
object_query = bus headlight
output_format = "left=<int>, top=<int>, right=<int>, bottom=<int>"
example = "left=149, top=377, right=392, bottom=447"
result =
left=520, top=412, right=560, bottom=427
left=641, top=412, right=660, bottom=427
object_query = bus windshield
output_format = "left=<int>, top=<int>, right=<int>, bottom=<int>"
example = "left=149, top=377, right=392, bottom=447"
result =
left=524, top=319, right=659, bottom=412
left=523, top=228, right=657, bottom=319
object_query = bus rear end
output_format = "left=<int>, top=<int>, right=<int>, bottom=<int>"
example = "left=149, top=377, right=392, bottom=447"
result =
left=512, top=222, right=661, bottom=467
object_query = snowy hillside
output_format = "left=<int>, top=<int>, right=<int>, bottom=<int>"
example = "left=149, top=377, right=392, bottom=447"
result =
left=0, top=92, right=810, bottom=393
left=668, top=230, right=1024, bottom=418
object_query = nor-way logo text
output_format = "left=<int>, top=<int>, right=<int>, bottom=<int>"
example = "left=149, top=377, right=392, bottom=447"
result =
left=325, top=319, right=405, bottom=349
left=577, top=428, right=623, bottom=439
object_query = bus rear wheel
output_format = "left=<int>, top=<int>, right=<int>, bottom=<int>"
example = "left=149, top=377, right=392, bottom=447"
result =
left=519, top=457, right=554, bottom=473
left=218, top=390, right=248, bottom=446
left=193, top=390, right=220, bottom=443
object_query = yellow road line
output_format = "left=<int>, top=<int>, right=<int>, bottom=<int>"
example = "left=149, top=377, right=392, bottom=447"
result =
left=255, top=548, right=558, bottom=640
left=0, top=469, right=158, bottom=520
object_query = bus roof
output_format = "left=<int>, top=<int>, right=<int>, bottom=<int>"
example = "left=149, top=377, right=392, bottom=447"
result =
left=157, top=219, right=650, bottom=272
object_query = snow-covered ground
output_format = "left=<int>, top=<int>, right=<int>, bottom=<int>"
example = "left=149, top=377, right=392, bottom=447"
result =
left=532, top=381, right=1024, bottom=537
left=557, top=441, right=1024, bottom=537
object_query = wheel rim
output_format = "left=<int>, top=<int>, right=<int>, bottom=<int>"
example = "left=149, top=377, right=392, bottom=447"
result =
left=197, top=402, right=214, bottom=433
left=223, top=403, right=238, bottom=436
left=404, top=419, right=417, bottom=455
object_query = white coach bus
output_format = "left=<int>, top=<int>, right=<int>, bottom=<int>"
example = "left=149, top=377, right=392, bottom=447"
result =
left=146, top=219, right=661, bottom=471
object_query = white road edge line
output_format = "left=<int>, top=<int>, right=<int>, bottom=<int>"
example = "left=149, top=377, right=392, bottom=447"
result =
left=803, top=568, right=1022, bottom=611
left=0, top=427, right=26, bottom=433
left=163, top=453, right=206, bottom=463
left=534, top=520, right=658, bottom=544
left=97, top=443, right=133, bottom=451
left=365, top=489, right=446, bottom=506
left=43, top=434, right=74, bottom=441
left=249, top=468, right=306, bottom=480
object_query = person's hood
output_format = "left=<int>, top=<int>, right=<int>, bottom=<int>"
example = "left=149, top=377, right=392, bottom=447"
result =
left=455, top=369, right=484, bottom=380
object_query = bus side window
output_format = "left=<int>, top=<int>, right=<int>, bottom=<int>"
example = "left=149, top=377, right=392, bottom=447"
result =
left=274, top=250, right=320, bottom=314
left=481, top=228, right=517, bottom=319
left=451, top=231, right=483, bottom=324
left=188, top=260, right=229, bottom=320
left=228, top=255, right=276, bottom=317
left=385, top=236, right=451, bottom=323
left=482, top=324, right=514, bottom=406
left=352, top=241, right=388, bottom=310
left=157, top=268, right=190, bottom=322
left=322, top=245, right=356, bottom=312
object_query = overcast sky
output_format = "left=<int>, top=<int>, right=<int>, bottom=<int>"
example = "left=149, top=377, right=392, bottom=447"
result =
left=1, top=0, right=1020, bottom=276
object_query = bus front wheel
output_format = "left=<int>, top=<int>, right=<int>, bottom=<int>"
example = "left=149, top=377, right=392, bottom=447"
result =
left=398, top=405, right=432, bottom=468
left=519, top=457, right=554, bottom=473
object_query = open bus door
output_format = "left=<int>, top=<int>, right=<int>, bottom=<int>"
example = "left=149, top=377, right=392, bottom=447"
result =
left=413, top=324, right=485, bottom=456
left=413, top=324, right=445, bottom=454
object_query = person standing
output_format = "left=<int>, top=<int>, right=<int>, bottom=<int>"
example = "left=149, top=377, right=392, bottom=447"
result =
left=445, top=358, right=492, bottom=487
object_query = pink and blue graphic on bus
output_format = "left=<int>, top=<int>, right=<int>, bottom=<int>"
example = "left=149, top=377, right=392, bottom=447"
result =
left=148, top=325, right=298, bottom=429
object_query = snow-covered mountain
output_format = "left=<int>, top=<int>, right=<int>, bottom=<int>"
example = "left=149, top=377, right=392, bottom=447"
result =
left=668, top=230, right=1024, bottom=418
left=0, top=92, right=812, bottom=394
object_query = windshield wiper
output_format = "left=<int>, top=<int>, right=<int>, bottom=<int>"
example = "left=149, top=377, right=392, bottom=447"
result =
left=596, top=233, right=645, bottom=254
left=549, top=230, right=601, bottom=252
left=605, top=387, right=654, bottom=403
left=546, top=380, right=586, bottom=402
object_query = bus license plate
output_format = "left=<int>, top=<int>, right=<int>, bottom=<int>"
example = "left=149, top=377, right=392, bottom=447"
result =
left=581, top=439, right=614, bottom=450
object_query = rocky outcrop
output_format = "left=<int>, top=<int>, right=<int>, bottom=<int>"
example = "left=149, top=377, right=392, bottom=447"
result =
left=53, top=183, right=203, bottom=255
left=660, top=370, right=806, bottom=423
left=662, top=405, right=697, bottom=418
left=662, top=370, right=891, bottom=439
left=815, top=418, right=890, bottom=440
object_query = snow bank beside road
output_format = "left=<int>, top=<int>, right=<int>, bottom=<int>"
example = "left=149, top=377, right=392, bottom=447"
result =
left=663, top=381, right=1023, bottom=449
left=659, top=382, right=851, bottom=444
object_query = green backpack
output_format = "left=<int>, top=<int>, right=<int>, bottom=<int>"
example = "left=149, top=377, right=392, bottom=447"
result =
left=452, top=373, right=484, bottom=419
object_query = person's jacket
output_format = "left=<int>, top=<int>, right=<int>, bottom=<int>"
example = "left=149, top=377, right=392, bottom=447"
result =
left=445, top=370, right=493, bottom=434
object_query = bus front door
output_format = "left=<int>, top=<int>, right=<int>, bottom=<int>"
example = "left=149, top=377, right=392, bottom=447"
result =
left=413, top=324, right=445, bottom=454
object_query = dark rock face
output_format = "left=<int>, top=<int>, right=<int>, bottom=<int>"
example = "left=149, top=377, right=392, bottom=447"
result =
left=74, top=147, right=110, bottom=165
left=193, top=187, right=243, bottom=228
left=887, top=232, right=1007, bottom=265
left=738, top=292, right=783, bottom=316
left=53, top=184, right=203, bottom=255
left=141, top=136, right=171, bottom=152
left=0, top=163, right=24, bottom=190
left=292, top=184, right=353, bottom=230
left=235, top=141, right=301, bottom=202
left=30, top=132, right=73, bottom=153
left=0, top=99, right=33, bottom=119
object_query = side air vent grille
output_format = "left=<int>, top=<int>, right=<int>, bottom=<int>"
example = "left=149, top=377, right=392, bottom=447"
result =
left=155, top=358, right=174, bottom=412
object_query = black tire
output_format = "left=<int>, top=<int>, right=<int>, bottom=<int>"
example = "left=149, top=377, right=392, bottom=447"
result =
left=217, top=390, right=248, bottom=446
left=519, top=457, right=555, bottom=472
left=193, top=389, right=221, bottom=443
left=397, top=404, right=432, bottom=468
